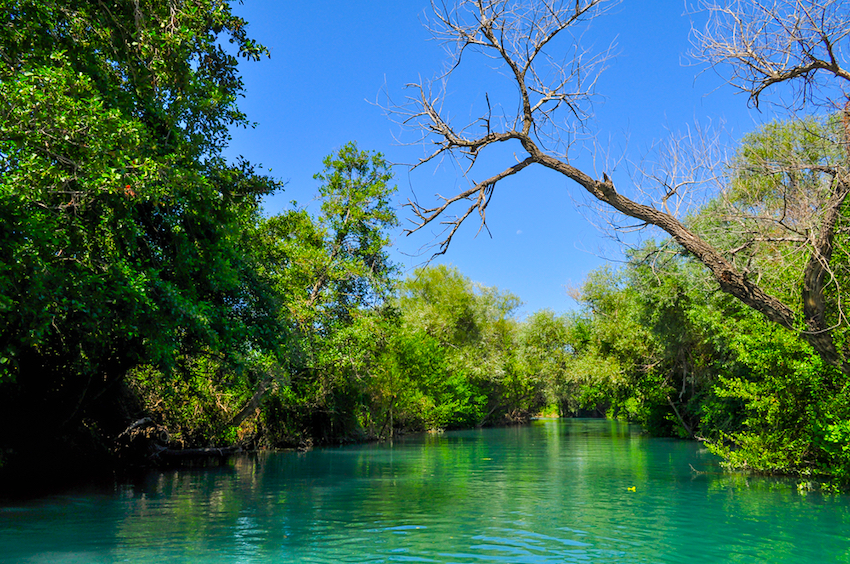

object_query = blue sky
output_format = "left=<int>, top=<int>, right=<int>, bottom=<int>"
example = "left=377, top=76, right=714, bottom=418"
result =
left=225, top=0, right=775, bottom=317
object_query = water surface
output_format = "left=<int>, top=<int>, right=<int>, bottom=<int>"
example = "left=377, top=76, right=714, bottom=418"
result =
left=2, top=419, right=849, bottom=563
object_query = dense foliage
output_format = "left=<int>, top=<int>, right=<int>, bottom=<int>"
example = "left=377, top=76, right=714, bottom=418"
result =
left=553, top=117, right=850, bottom=480
left=3, top=0, right=849, bottom=486
left=0, top=0, right=284, bottom=469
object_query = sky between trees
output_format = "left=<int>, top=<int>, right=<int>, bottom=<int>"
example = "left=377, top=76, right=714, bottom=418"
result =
left=225, top=0, right=782, bottom=315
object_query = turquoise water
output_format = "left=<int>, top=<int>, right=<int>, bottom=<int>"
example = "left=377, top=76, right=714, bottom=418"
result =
left=2, top=419, right=849, bottom=563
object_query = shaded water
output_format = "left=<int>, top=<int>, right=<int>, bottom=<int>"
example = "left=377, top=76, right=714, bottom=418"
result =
left=2, top=419, right=849, bottom=563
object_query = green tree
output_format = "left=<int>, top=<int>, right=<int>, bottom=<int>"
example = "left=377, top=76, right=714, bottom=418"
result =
left=0, top=0, right=283, bottom=462
left=362, top=317, right=454, bottom=436
left=524, top=309, right=618, bottom=418
left=396, top=265, right=538, bottom=426
left=259, top=142, right=397, bottom=331
left=254, top=143, right=398, bottom=445
left=570, top=240, right=850, bottom=476
left=621, top=246, right=740, bottom=437
left=566, top=268, right=653, bottom=420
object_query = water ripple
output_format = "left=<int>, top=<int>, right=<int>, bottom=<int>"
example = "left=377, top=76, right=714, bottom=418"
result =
left=2, top=420, right=850, bottom=563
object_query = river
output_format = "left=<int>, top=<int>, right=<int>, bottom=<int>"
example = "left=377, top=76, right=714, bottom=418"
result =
left=1, top=419, right=849, bottom=563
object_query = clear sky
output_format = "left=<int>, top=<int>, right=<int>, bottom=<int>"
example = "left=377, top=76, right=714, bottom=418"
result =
left=224, top=0, right=774, bottom=317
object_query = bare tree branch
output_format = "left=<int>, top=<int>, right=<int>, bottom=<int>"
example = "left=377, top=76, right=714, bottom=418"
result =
left=405, top=156, right=536, bottom=254
left=391, top=0, right=850, bottom=375
left=692, top=0, right=850, bottom=109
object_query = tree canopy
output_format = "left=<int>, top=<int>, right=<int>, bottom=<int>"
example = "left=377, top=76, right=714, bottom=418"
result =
left=4, top=0, right=850, bottom=485
left=0, top=0, right=284, bottom=457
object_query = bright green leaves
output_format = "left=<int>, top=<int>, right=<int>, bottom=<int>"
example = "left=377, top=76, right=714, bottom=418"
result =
left=315, top=142, right=397, bottom=233
left=1, top=0, right=269, bottom=159
left=250, top=144, right=400, bottom=443
left=707, top=314, right=850, bottom=476
left=0, top=55, right=151, bottom=202
left=259, top=142, right=398, bottom=331
left=731, top=117, right=844, bottom=211
left=0, top=0, right=284, bottom=452
left=394, top=265, right=538, bottom=426
left=312, top=141, right=399, bottom=313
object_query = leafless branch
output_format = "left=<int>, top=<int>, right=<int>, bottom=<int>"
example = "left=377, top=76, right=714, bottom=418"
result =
left=405, top=156, right=536, bottom=254
left=390, top=0, right=850, bottom=375
left=692, top=0, right=850, bottom=110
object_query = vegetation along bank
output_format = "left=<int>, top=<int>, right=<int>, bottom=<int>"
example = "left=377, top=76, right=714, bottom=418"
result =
left=2, top=0, right=850, bottom=488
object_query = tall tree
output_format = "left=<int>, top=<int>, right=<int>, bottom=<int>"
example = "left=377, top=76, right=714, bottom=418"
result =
left=391, top=0, right=850, bottom=375
left=253, top=143, right=398, bottom=443
left=260, top=142, right=398, bottom=331
left=0, top=1, right=282, bottom=457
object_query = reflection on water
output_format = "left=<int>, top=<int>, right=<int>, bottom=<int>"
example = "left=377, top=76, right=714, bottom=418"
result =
left=2, top=419, right=850, bottom=563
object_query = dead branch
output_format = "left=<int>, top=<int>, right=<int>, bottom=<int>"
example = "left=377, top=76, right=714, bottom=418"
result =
left=692, top=0, right=850, bottom=110
left=389, top=0, right=850, bottom=375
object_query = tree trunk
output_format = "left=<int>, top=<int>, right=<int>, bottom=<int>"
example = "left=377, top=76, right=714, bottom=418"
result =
left=533, top=150, right=850, bottom=377
left=227, top=378, right=276, bottom=429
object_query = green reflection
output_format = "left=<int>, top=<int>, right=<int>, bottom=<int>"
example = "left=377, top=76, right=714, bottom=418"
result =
left=2, top=420, right=850, bottom=563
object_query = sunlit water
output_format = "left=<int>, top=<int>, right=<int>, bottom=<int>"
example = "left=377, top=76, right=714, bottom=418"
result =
left=2, top=419, right=849, bottom=563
